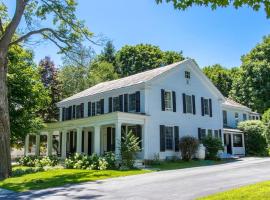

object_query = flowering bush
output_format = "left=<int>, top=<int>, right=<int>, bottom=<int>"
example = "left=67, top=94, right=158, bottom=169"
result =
left=17, top=155, right=59, bottom=167
left=64, top=152, right=115, bottom=170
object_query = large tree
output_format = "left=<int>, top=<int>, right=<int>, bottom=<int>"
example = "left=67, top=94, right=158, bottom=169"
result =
left=0, top=0, right=93, bottom=179
left=203, top=64, right=233, bottom=97
left=38, top=56, right=61, bottom=122
left=156, top=0, right=270, bottom=18
left=8, top=46, right=48, bottom=148
left=115, top=44, right=184, bottom=77
left=230, top=35, right=270, bottom=114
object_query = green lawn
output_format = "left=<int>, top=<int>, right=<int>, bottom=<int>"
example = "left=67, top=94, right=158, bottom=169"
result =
left=198, top=181, right=270, bottom=200
left=149, top=159, right=231, bottom=171
left=0, top=167, right=150, bottom=192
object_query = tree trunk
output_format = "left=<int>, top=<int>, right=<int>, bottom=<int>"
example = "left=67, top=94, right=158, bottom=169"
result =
left=0, top=51, right=12, bottom=180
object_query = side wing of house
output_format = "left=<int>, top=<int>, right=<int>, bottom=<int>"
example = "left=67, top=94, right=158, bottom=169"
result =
left=143, top=59, right=225, bottom=159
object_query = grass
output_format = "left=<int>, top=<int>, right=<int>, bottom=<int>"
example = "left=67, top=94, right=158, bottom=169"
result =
left=0, top=167, right=150, bottom=192
left=198, top=181, right=270, bottom=200
left=149, top=159, right=231, bottom=171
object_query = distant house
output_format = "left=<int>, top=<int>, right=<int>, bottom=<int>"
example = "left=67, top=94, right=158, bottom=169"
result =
left=23, top=59, right=260, bottom=160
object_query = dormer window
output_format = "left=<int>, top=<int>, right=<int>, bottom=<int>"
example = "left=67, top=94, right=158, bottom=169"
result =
left=185, top=71, right=190, bottom=79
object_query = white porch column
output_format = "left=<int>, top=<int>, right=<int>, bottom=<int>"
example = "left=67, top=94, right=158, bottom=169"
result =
left=24, top=134, right=29, bottom=156
left=35, top=134, right=40, bottom=156
left=47, top=132, right=53, bottom=156
left=115, top=121, right=122, bottom=159
left=76, top=127, right=83, bottom=153
left=61, top=130, right=67, bottom=159
left=94, top=126, right=101, bottom=155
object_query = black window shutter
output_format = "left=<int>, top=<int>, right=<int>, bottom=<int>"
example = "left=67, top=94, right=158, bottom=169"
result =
left=72, top=105, right=76, bottom=119
left=182, top=93, right=186, bottom=113
left=107, top=127, right=112, bottom=151
left=136, top=125, right=142, bottom=148
left=174, top=126, right=179, bottom=152
left=201, top=97, right=205, bottom=116
left=160, top=125, right=165, bottom=152
left=119, top=95, right=123, bottom=112
left=192, top=95, right=196, bottom=115
left=88, top=102, right=91, bottom=117
left=80, top=103, right=84, bottom=118
left=108, top=97, right=112, bottom=113
left=124, top=94, right=128, bottom=112
left=65, top=107, right=69, bottom=120
left=172, top=91, right=176, bottom=112
left=161, top=89, right=165, bottom=111
left=219, top=129, right=222, bottom=139
left=136, top=91, right=141, bottom=112
left=91, top=102, right=96, bottom=116
left=198, top=128, right=202, bottom=141
left=69, top=106, right=72, bottom=120
left=62, top=107, right=65, bottom=121
left=209, top=98, right=212, bottom=117
left=82, top=131, right=84, bottom=152
left=100, top=99, right=104, bottom=114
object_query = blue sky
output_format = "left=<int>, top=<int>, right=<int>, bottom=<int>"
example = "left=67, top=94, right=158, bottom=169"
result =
left=8, top=0, right=270, bottom=68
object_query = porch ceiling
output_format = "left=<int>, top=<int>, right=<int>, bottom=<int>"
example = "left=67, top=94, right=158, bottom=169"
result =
left=40, top=112, right=148, bottom=132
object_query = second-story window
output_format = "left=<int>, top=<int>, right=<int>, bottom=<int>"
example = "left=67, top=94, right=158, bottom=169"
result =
left=235, top=112, right=239, bottom=126
left=203, top=99, right=210, bottom=115
left=164, top=91, right=173, bottom=111
left=113, top=97, right=120, bottom=112
left=128, top=93, right=136, bottom=112
left=96, top=101, right=101, bottom=115
left=185, top=71, right=190, bottom=79
left=243, top=113, right=247, bottom=121
left=223, top=110, right=227, bottom=126
left=185, top=95, right=193, bottom=113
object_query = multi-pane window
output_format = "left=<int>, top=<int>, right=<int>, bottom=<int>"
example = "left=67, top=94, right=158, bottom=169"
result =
left=128, top=93, right=136, bottom=112
left=243, top=113, right=247, bottom=121
left=223, top=110, right=227, bottom=126
left=214, top=130, right=219, bottom=138
left=185, top=71, right=191, bottom=79
left=208, top=129, right=212, bottom=137
left=204, top=99, right=210, bottom=115
left=164, top=91, right=173, bottom=110
left=185, top=95, right=193, bottom=113
left=235, top=112, right=239, bottom=126
left=233, top=134, right=243, bottom=147
left=165, top=127, right=173, bottom=150
left=113, top=97, right=120, bottom=112
left=201, top=129, right=206, bottom=140
left=96, top=101, right=101, bottom=115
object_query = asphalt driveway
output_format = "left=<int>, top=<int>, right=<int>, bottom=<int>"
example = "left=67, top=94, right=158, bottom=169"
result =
left=2, top=157, right=270, bottom=200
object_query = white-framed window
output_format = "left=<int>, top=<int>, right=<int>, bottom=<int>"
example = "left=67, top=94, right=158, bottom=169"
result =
left=223, top=110, right=227, bottom=125
left=96, top=101, right=101, bottom=115
left=128, top=93, right=136, bottom=112
left=201, top=129, right=206, bottom=140
left=165, top=126, right=173, bottom=150
left=164, top=91, right=173, bottom=111
left=214, top=130, right=219, bottom=138
left=243, top=113, right=247, bottom=121
left=185, top=95, right=193, bottom=114
left=233, top=134, right=243, bottom=147
left=235, top=112, right=239, bottom=126
left=204, top=99, right=210, bottom=115
left=185, top=71, right=191, bottom=79
left=113, top=97, right=120, bottom=112
left=208, top=129, right=212, bottom=137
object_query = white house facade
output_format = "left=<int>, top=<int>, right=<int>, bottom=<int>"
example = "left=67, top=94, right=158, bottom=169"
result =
left=23, top=59, right=260, bottom=160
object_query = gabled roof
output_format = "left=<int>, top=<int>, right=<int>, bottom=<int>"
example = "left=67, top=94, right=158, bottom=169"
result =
left=222, top=98, right=250, bottom=110
left=58, top=59, right=225, bottom=105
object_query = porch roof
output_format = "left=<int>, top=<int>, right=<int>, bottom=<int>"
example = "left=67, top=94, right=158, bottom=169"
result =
left=223, top=128, right=243, bottom=133
left=40, top=112, right=148, bottom=133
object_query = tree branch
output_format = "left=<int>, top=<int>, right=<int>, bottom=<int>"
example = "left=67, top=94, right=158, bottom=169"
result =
left=9, top=28, right=68, bottom=46
left=0, top=18, right=4, bottom=35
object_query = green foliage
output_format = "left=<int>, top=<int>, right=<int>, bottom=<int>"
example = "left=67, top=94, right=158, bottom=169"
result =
left=230, top=36, right=270, bottom=114
left=12, top=167, right=44, bottom=177
left=120, top=131, right=141, bottom=168
left=88, top=61, right=119, bottom=86
left=179, top=136, right=199, bottom=161
left=262, top=108, right=270, bottom=143
left=238, top=120, right=268, bottom=156
left=115, top=44, right=184, bottom=77
left=98, top=40, right=116, bottom=63
left=16, top=156, right=59, bottom=168
left=64, top=153, right=116, bottom=170
left=203, top=64, right=233, bottom=97
left=202, top=136, right=223, bottom=160
left=262, top=108, right=270, bottom=124
left=156, top=0, right=270, bottom=18
left=7, top=46, right=48, bottom=147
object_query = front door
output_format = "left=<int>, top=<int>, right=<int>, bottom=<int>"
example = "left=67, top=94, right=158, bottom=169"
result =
left=224, top=133, right=232, bottom=154
left=107, top=127, right=115, bottom=152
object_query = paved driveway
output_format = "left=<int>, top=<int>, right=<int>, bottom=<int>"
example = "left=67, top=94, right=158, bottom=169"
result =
left=2, top=157, right=270, bottom=200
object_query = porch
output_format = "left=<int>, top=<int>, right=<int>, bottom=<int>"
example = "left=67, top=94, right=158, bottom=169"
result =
left=24, top=112, right=148, bottom=159
left=223, top=128, right=245, bottom=156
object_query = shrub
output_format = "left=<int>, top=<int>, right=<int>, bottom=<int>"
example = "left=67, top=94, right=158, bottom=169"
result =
left=64, top=153, right=115, bottom=170
left=17, top=155, right=59, bottom=168
left=16, top=155, right=37, bottom=167
left=120, top=131, right=141, bottom=168
left=179, top=136, right=199, bottom=161
left=238, top=120, right=268, bottom=156
left=202, top=136, right=223, bottom=160
left=12, top=167, right=44, bottom=177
